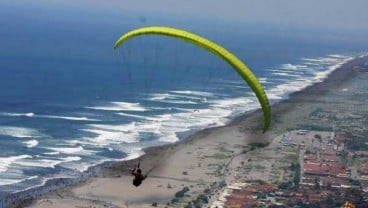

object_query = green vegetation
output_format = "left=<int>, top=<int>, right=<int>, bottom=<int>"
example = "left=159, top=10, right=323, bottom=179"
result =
left=293, top=163, right=301, bottom=186
left=314, top=178, right=321, bottom=190
left=245, top=179, right=267, bottom=185
left=284, top=154, right=299, bottom=164
left=192, top=194, right=208, bottom=208
left=278, top=181, right=292, bottom=190
left=171, top=187, right=190, bottom=206
left=249, top=142, right=269, bottom=148
left=347, top=133, right=368, bottom=150
left=175, top=187, right=190, bottom=198
left=206, top=153, right=229, bottom=159
left=171, top=198, right=179, bottom=204
left=314, top=134, right=322, bottom=142
left=203, top=188, right=211, bottom=194
left=298, top=124, right=333, bottom=131
left=344, top=188, right=364, bottom=204
left=184, top=202, right=193, bottom=208
left=350, top=179, right=361, bottom=186
left=253, top=164, right=266, bottom=170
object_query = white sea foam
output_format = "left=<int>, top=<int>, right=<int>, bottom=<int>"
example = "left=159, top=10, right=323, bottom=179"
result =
left=43, top=152, right=60, bottom=155
left=80, top=122, right=139, bottom=145
left=121, top=105, right=234, bottom=144
left=14, top=156, right=81, bottom=169
left=14, top=159, right=63, bottom=168
left=327, top=54, right=348, bottom=59
left=268, top=78, right=313, bottom=99
left=39, top=115, right=99, bottom=121
left=0, top=112, right=34, bottom=117
left=313, top=57, right=354, bottom=82
left=267, top=54, right=354, bottom=100
left=0, top=178, right=24, bottom=186
left=153, top=114, right=173, bottom=121
left=138, top=95, right=260, bottom=143
left=53, top=146, right=97, bottom=156
left=148, top=90, right=214, bottom=105
left=123, top=147, right=145, bottom=161
left=301, top=57, right=326, bottom=63
left=149, top=93, right=171, bottom=100
left=138, top=122, right=162, bottom=135
left=0, top=126, right=45, bottom=138
left=303, top=62, right=322, bottom=66
left=280, top=63, right=308, bottom=70
left=86, top=101, right=147, bottom=112
left=117, top=113, right=173, bottom=123
left=148, top=92, right=204, bottom=104
left=139, top=102, right=238, bottom=143
left=359, top=52, right=368, bottom=58
left=23, top=139, right=39, bottom=148
left=302, top=54, right=349, bottom=66
left=258, top=77, right=268, bottom=84
left=272, top=72, right=302, bottom=77
left=64, top=156, right=82, bottom=162
left=170, top=90, right=214, bottom=97
left=0, top=155, right=32, bottom=173
left=116, top=112, right=149, bottom=120
left=150, top=93, right=205, bottom=101
left=48, top=146, right=84, bottom=154
left=210, top=97, right=259, bottom=118
left=158, top=133, right=179, bottom=142
left=266, top=93, right=283, bottom=100
left=0, top=176, right=38, bottom=186
left=0, top=112, right=98, bottom=121
left=59, top=160, right=91, bottom=172
left=210, top=97, right=253, bottom=107
left=82, top=128, right=138, bottom=144
left=154, top=100, right=198, bottom=104
left=88, top=123, right=137, bottom=132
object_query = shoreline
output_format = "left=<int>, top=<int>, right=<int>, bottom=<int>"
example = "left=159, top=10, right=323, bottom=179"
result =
left=4, top=55, right=368, bottom=208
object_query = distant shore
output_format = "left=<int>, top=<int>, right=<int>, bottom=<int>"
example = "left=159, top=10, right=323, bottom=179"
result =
left=6, top=55, right=368, bottom=208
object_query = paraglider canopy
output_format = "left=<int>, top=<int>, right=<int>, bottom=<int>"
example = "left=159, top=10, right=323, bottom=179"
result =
left=114, top=26, right=271, bottom=132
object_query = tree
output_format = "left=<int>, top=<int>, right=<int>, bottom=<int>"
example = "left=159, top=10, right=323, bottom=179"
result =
left=314, top=178, right=320, bottom=190
left=344, top=188, right=363, bottom=203
left=293, top=163, right=301, bottom=186
left=326, top=193, right=334, bottom=205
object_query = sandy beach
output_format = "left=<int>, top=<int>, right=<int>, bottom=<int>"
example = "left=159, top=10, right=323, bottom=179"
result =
left=6, top=55, right=367, bottom=208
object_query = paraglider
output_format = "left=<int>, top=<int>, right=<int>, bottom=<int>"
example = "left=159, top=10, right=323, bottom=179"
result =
left=131, top=161, right=147, bottom=187
left=114, top=26, right=271, bottom=132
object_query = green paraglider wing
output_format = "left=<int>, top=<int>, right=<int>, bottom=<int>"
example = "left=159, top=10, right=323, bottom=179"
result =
left=114, top=26, right=271, bottom=132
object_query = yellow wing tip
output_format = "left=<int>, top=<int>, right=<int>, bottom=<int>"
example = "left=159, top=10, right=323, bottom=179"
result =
left=113, top=42, right=120, bottom=50
left=114, top=38, right=125, bottom=50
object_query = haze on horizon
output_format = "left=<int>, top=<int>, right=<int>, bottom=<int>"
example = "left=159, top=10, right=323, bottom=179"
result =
left=1, top=0, right=367, bottom=62
left=3, top=0, right=368, bottom=32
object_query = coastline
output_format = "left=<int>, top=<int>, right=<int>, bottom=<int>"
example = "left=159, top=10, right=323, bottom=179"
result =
left=5, top=55, right=368, bottom=208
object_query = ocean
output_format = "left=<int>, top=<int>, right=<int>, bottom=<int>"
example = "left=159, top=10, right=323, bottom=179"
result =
left=0, top=2, right=366, bottom=195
